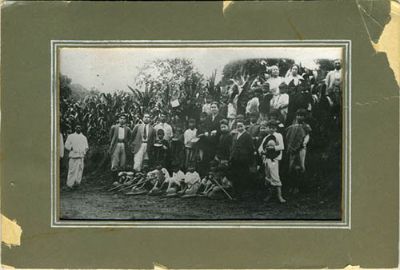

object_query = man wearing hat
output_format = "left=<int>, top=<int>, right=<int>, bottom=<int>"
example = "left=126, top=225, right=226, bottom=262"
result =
left=64, top=125, right=89, bottom=189
left=109, top=114, right=132, bottom=171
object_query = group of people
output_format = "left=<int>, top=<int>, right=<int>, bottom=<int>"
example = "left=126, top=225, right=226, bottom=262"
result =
left=62, top=60, right=343, bottom=203
left=113, top=162, right=233, bottom=200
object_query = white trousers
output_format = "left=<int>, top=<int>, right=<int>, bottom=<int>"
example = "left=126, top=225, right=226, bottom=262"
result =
left=67, top=158, right=84, bottom=187
left=264, top=158, right=281, bottom=187
left=133, top=143, right=148, bottom=171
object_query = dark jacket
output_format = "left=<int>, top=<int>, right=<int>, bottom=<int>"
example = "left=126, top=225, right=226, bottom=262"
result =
left=216, top=132, right=233, bottom=161
left=209, top=114, right=223, bottom=134
left=230, top=131, right=254, bottom=164
left=109, top=124, right=132, bottom=154
left=131, top=123, right=156, bottom=154
left=208, top=114, right=224, bottom=156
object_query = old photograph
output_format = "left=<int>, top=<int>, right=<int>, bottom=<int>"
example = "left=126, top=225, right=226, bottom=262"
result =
left=56, top=42, right=347, bottom=223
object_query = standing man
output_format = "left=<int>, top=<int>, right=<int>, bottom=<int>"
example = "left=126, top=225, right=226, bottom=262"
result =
left=109, top=114, right=131, bottom=172
left=64, top=125, right=89, bottom=189
left=154, top=112, right=173, bottom=141
left=325, top=59, right=342, bottom=126
left=229, top=119, right=254, bottom=199
left=131, top=113, right=155, bottom=171
left=325, top=59, right=342, bottom=105
left=209, top=102, right=223, bottom=134
left=209, top=102, right=223, bottom=160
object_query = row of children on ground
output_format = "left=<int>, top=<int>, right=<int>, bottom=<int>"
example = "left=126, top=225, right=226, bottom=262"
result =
left=111, top=162, right=233, bottom=200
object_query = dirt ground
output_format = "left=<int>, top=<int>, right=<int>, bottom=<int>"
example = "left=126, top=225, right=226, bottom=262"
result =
left=60, top=173, right=341, bottom=221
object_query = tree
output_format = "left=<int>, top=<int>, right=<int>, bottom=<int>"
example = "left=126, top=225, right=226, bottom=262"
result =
left=220, top=58, right=295, bottom=86
left=134, top=58, right=205, bottom=118
left=60, top=74, right=72, bottom=99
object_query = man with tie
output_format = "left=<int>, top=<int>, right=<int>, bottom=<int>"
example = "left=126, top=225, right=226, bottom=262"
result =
left=229, top=119, right=254, bottom=199
left=131, top=113, right=155, bottom=171
left=109, top=114, right=131, bottom=171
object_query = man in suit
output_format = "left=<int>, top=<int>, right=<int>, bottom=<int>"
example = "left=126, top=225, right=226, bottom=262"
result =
left=109, top=114, right=131, bottom=171
left=208, top=102, right=223, bottom=160
left=131, top=113, right=155, bottom=172
left=229, top=119, right=254, bottom=199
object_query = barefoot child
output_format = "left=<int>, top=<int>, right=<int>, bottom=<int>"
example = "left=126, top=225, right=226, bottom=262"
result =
left=258, top=120, right=286, bottom=203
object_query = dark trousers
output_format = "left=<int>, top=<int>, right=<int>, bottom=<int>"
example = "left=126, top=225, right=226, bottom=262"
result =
left=229, top=159, right=250, bottom=196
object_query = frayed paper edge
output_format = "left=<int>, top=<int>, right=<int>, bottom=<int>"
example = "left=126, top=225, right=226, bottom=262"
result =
left=359, top=0, right=400, bottom=86
left=1, top=264, right=15, bottom=269
left=223, top=0, right=233, bottom=15
left=1, top=214, right=22, bottom=247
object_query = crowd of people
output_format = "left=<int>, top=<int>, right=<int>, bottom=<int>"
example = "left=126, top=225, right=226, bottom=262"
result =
left=61, top=60, right=343, bottom=202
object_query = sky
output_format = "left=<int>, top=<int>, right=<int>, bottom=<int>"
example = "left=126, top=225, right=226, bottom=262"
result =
left=60, top=47, right=343, bottom=93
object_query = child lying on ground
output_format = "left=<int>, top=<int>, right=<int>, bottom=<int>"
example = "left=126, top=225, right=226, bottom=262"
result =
left=127, top=167, right=156, bottom=195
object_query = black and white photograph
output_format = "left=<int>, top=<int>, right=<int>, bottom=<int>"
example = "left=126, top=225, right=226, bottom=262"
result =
left=55, top=42, right=349, bottom=224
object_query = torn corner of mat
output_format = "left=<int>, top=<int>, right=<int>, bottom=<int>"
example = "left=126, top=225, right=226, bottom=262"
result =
left=1, top=214, right=22, bottom=248
left=359, top=0, right=400, bottom=85
left=344, top=265, right=361, bottom=270
left=154, top=262, right=169, bottom=270
left=223, top=0, right=234, bottom=15
left=1, top=264, right=15, bottom=269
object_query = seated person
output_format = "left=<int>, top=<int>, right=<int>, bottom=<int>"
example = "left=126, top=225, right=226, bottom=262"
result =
left=206, top=169, right=233, bottom=199
left=147, top=163, right=170, bottom=195
left=165, top=164, right=185, bottom=196
left=199, top=170, right=216, bottom=195
left=180, top=164, right=201, bottom=197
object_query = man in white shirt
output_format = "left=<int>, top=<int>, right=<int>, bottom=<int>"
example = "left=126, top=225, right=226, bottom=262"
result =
left=64, top=125, right=89, bottom=188
left=325, top=59, right=342, bottom=105
left=154, top=112, right=173, bottom=141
